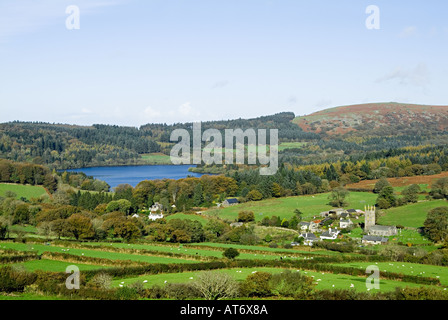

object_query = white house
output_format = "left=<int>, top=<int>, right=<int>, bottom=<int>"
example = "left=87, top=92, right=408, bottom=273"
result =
left=298, top=221, right=310, bottom=232
left=339, top=218, right=354, bottom=229
left=319, top=228, right=340, bottom=240
left=150, top=202, right=163, bottom=213
left=300, top=233, right=319, bottom=246
left=148, top=213, right=164, bottom=221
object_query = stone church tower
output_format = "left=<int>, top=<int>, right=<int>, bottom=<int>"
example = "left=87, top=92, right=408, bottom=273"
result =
left=364, top=205, right=376, bottom=230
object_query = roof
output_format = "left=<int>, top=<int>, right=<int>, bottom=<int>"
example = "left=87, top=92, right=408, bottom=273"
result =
left=347, top=209, right=357, bottom=213
left=340, top=219, right=352, bottom=223
left=225, top=198, right=239, bottom=204
left=299, top=221, right=310, bottom=226
left=301, top=233, right=318, bottom=240
left=362, top=235, right=388, bottom=242
left=369, top=225, right=396, bottom=231
left=320, top=231, right=335, bottom=238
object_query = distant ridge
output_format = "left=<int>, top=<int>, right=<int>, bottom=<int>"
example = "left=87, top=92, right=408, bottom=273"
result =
left=293, top=102, right=448, bottom=136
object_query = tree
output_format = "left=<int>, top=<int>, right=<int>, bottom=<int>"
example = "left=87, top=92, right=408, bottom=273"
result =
left=269, top=270, right=315, bottom=298
left=50, top=219, right=71, bottom=239
left=402, top=184, right=421, bottom=203
left=192, top=271, right=239, bottom=300
left=374, top=177, right=391, bottom=194
left=170, top=229, right=191, bottom=243
left=237, top=211, right=255, bottom=223
left=222, top=247, right=240, bottom=260
left=430, top=177, right=448, bottom=200
left=106, top=199, right=131, bottom=214
left=114, top=221, right=141, bottom=242
left=424, top=207, right=448, bottom=243
left=204, top=219, right=229, bottom=239
left=328, top=187, right=349, bottom=208
left=67, top=214, right=95, bottom=240
left=246, top=190, right=263, bottom=201
left=376, top=186, right=397, bottom=209
left=240, top=271, right=272, bottom=297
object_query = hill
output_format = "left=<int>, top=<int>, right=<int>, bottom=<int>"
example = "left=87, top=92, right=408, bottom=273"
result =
left=293, top=102, right=448, bottom=136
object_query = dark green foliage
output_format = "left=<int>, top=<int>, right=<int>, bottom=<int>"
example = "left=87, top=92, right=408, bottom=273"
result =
left=222, top=247, right=240, bottom=259
left=0, top=266, right=37, bottom=293
left=424, top=206, right=448, bottom=243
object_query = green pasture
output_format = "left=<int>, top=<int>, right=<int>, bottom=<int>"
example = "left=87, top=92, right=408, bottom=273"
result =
left=112, top=266, right=433, bottom=293
left=334, top=261, right=448, bottom=286
left=0, top=183, right=48, bottom=200
left=4, top=259, right=109, bottom=272
left=165, top=213, right=209, bottom=226
left=206, top=192, right=378, bottom=222
left=0, top=242, right=198, bottom=264
left=140, top=153, right=173, bottom=165
left=378, top=200, right=448, bottom=228
left=278, top=142, right=307, bottom=151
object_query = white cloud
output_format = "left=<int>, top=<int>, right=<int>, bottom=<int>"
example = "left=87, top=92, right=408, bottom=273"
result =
left=211, top=80, right=229, bottom=89
left=144, top=106, right=161, bottom=118
left=398, top=26, right=418, bottom=38
left=81, top=107, right=93, bottom=114
left=376, top=63, right=430, bottom=88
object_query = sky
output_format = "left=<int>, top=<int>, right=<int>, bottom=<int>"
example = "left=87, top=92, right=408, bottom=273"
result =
left=0, top=0, right=447, bottom=127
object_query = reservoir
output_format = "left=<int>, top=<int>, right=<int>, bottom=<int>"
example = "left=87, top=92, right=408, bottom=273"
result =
left=66, top=165, right=204, bottom=189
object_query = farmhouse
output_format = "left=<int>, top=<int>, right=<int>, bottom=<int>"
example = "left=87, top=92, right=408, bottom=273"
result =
left=329, top=208, right=346, bottom=217
left=300, top=233, right=319, bottom=246
left=362, top=235, right=389, bottom=245
left=298, top=221, right=310, bottom=232
left=309, top=221, right=321, bottom=232
left=339, top=219, right=353, bottom=229
left=367, top=225, right=398, bottom=237
left=222, top=198, right=239, bottom=207
left=148, top=213, right=164, bottom=221
left=319, top=217, right=333, bottom=226
left=320, top=228, right=340, bottom=240
left=150, top=202, right=163, bottom=213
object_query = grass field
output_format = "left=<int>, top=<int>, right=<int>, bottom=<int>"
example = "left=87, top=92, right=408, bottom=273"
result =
left=334, top=261, right=448, bottom=286
left=165, top=213, right=209, bottom=226
left=5, top=259, right=110, bottom=272
left=140, top=153, right=173, bottom=165
left=111, top=266, right=433, bottom=293
left=205, top=191, right=378, bottom=222
left=378, top=200, right=448, bottom=228
left=0, top=242, right=199, bottom=264
left=0, top=183, right=48, bottom=200
left=278, top=142, right=307, bottom=151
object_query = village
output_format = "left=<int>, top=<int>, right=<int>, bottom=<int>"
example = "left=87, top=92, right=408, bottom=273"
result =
left=140, top=196, right=399, bottom=249
left=294, top=205, right=398, bottom=247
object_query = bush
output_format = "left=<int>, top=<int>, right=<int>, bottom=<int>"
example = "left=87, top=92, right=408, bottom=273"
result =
left=269, top=270, right=315, bottom=298
left=192, top=271, right=239, bottom=300
left=240, top=271, right=272, bottom=297
left=164, top=283, right=201, bottom=300
left=223, top=247, right=240, bottom=260
left=0, top=266, right=37, bottom=293
left=115, top=286, right=138, bottom=300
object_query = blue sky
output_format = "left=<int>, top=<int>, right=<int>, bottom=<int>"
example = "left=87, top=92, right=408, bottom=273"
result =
left=0, top=0, right=447, bottom=126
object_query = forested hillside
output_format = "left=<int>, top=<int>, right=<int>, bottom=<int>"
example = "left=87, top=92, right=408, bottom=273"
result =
left=0, top=112, right=309, bottom=169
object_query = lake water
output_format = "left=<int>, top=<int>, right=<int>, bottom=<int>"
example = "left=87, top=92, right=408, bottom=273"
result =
left=66, top=165, right=204, bottom=189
